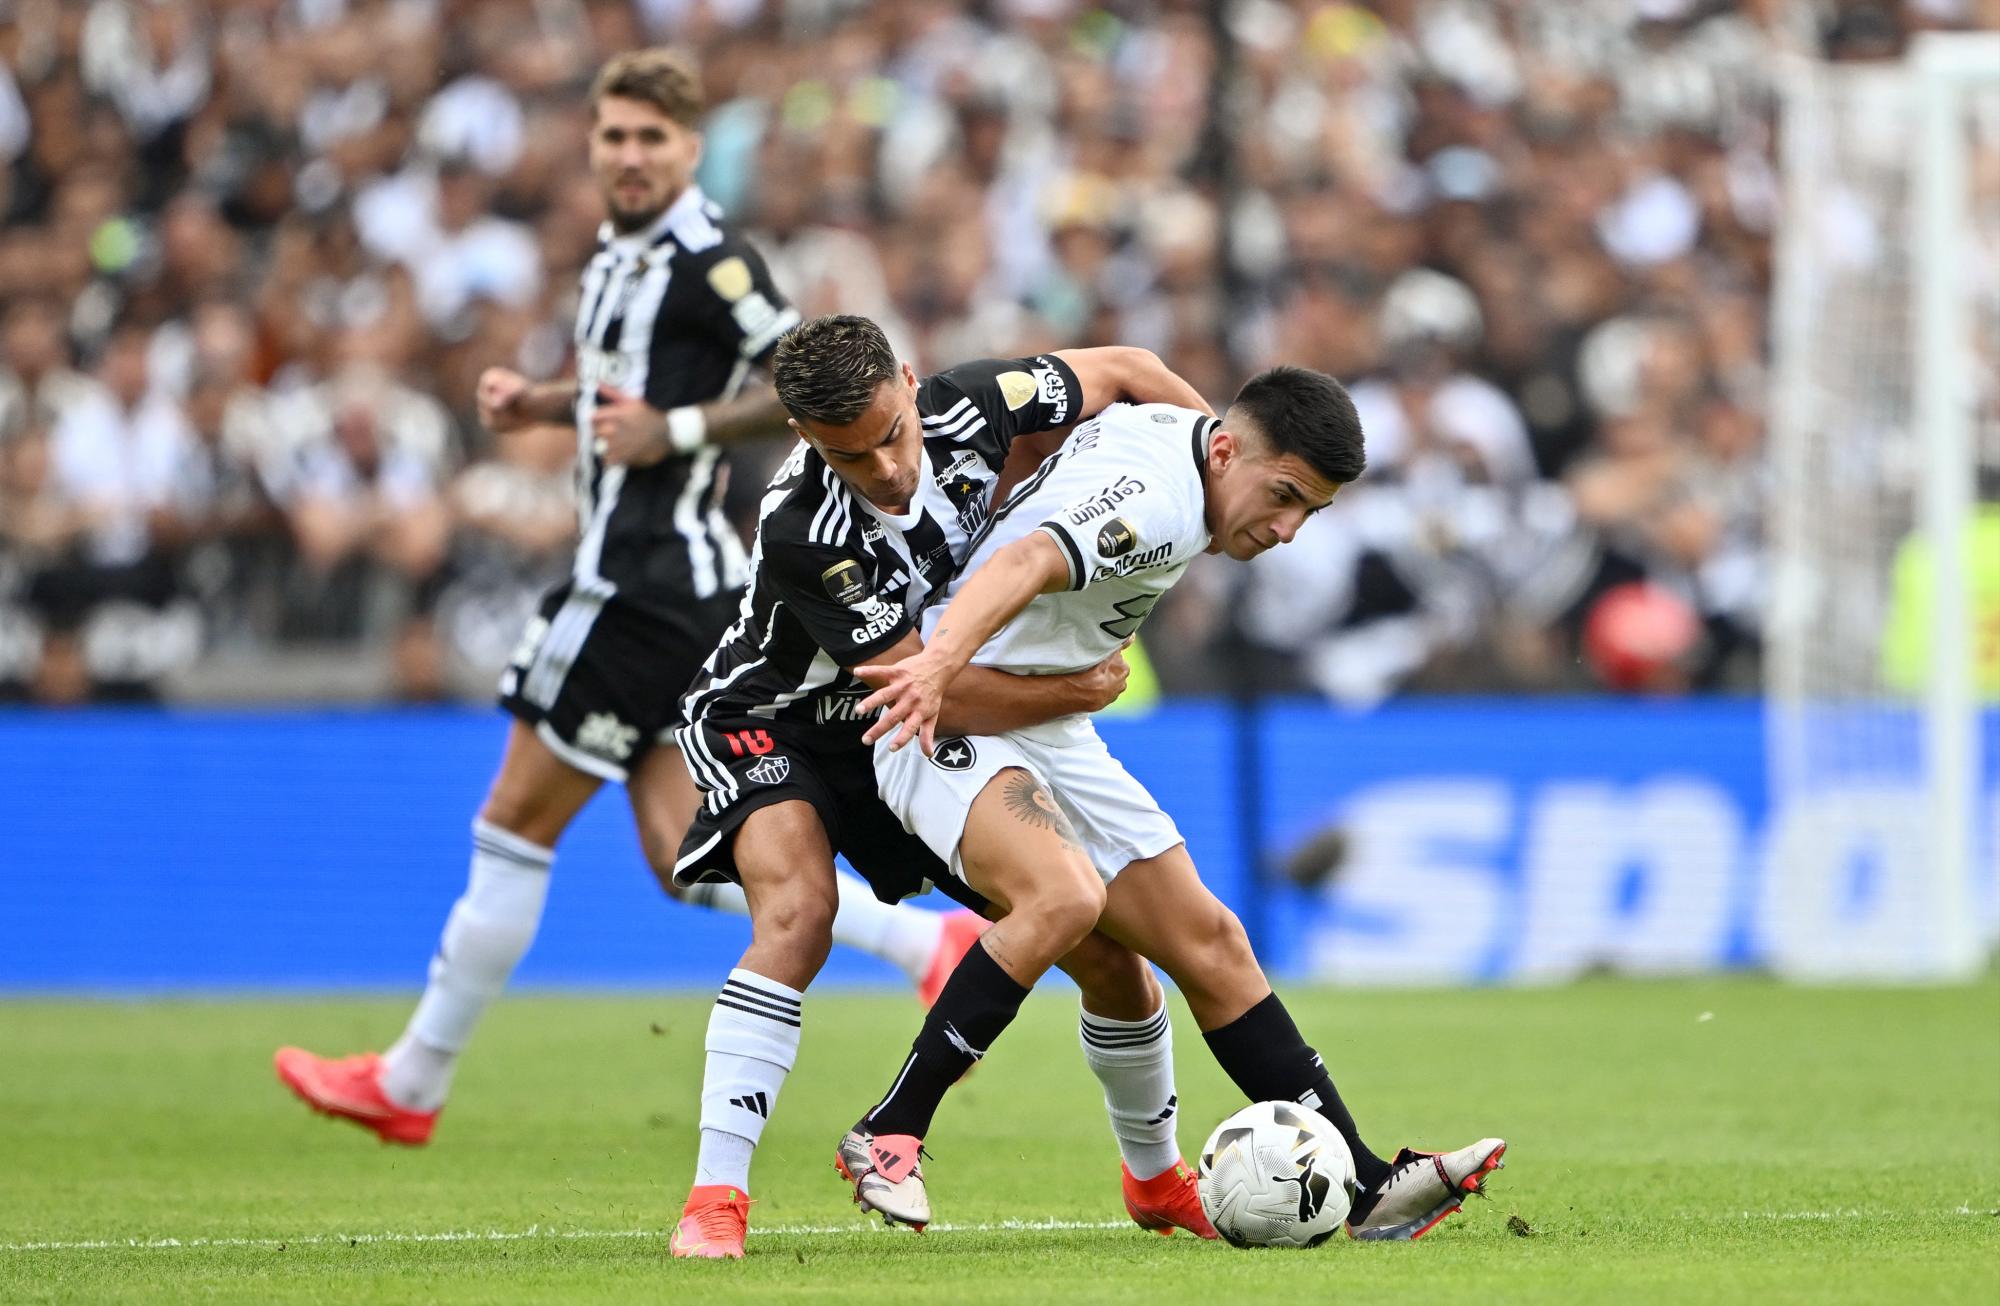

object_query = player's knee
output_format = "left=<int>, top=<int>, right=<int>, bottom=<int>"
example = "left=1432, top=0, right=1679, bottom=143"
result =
left=478, top=783, right=570, bottom=846
left=1031, top=865, right=1106, bottom=950
left=1201, top=897, right=1252, bottom=956
left=477, top=789, right=537, bottom=837
left=753, top=880, right=838, bottom=963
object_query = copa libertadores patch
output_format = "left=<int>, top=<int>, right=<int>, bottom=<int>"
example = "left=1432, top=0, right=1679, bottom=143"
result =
left=821, top=559, right=870, bottom=607
left=1096, top=517, right=1138, bottom=558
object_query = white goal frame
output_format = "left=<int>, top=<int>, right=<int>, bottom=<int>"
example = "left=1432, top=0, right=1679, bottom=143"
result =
left=1768, top=32, right=2000, bottom=980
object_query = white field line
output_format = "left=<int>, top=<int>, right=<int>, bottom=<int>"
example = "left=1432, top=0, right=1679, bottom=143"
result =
left=4, top=1209, right=1990, bottom=1254
left=0, top=1218, right=1132, bottom=1254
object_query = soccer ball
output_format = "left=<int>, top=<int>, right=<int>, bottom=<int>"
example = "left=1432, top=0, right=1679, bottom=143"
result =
left=1197, top=1100, right=1357, bottom=1248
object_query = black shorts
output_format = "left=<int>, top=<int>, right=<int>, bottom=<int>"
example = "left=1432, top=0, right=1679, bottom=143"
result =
left=671, top=714, right=987, bottom=910
left=497, top=583, right=739, bottom=782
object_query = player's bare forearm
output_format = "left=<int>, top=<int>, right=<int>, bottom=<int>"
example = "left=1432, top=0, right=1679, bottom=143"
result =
left=694, top=383, right=789, bottom=446
left=1056, top=346, right=1215, bottom=420
left=595, top=382, right=789, bottom=465
left=916, top=533, right=1070, bottom=678
left=527, top=380, right=579, bottom=423
left=939, top=664, right=1106, bottom=736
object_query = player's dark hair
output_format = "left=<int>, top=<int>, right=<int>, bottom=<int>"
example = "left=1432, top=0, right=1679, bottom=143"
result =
left=773, top=315, right=901, bottom=426
left=590, top=48, right=703, bottom=127
left=1226, top=365, right=1366, bottom=485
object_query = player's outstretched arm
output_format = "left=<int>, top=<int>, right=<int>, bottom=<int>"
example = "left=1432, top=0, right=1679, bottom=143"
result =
left=477, top=368, right=577, bottom=435
left=856, top=532, right=1072, bottom=753
left=590, top=382, right=791, bottom=466
left=1056, top=347, right=1215, bottom=420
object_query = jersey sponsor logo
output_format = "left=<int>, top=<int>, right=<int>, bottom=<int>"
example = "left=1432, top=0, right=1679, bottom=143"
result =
left=934, top=449, right=985, bottom=489
left=996, top=370, right=1038, bottom=410
left=729, top=291, right=785, bottom=341
left=930, top=737, right=977, bottom=771
left=1066, top=476, right=1146, bottom=527
left=1089, top=542, right=1174, bottom=585
left=850, top=604, right=903, bottom=644
left=1151, top=412, right=1178, bottom=424
left=576, top=345, right=633, bottom=391
left=814, top=692, right=874, bottom=724
left=705, top=256, right=754, bottom=302
left=822, top=559, right=871, bottom=607
left=576, top=712, right=640, bottom=761
left=1032, top=360, right=1071, bottom=424
left=745, top=755, right=792, bottom=785
left=1096, top=517, right=1137, bottom=559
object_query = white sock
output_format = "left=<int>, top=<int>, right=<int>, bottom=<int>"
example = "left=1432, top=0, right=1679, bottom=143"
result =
left=379, top=820, right=551, bottom=1111
left=1079, top=1001, right=1183, bottom=1182
left=695, top=968, right=803, bottom=1191
left=827, top=870, right=944, bottom=982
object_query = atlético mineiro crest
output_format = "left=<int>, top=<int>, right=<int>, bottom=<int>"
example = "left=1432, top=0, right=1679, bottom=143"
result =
left=929, top=738, right=976, bottom=771
left=746, top=755, right=791, bottom=785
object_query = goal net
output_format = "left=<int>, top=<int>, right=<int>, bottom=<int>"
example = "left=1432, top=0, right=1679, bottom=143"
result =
left=1766, top=33, right=2000, bottom=979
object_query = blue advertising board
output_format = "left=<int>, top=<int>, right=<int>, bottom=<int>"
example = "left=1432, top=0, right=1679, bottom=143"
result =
left=1, top=702, right=1992, bottom=991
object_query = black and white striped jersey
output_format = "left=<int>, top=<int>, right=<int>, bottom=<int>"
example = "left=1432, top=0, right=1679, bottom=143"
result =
left=679, top=356, right=1083, bottom=741
left=568, top=184, right=800, bottom=619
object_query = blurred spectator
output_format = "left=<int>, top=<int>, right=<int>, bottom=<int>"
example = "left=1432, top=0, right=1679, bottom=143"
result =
left=0, top=298, right=93, bottom=440
left=18, top=319, right=204, bottom=701
left=271, top=353, right=454, bottom=697
left=434, top=422, right=576, bottom=695
left=0, top=0, right=1981, bottom=704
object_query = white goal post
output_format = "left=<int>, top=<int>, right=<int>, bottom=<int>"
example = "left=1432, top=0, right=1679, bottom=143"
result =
left=1767, top=33, right=1999, bottom=980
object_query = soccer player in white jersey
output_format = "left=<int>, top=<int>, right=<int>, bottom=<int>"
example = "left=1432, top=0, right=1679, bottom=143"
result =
left=838, top=366, right=1506, bottom=1241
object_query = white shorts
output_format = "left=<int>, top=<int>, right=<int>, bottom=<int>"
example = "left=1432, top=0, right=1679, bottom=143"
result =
left=873, top=718, right=1183, bottom=885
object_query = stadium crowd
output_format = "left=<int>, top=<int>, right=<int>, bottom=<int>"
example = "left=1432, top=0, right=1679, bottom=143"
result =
left=0, top=0, right=1982, bottom=704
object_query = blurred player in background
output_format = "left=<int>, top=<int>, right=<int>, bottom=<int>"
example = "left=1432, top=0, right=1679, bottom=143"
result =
left=273, top=50, right=983, bottom=1146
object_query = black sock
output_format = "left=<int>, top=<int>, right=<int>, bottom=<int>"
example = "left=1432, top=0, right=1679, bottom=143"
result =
left=866, top=938, right=1029, bottom=1139
left=1201, top=993, right=1392, bottom=1191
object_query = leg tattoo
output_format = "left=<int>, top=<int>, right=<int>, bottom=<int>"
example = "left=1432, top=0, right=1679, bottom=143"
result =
left=1003, top=771, right=1085, bottom=856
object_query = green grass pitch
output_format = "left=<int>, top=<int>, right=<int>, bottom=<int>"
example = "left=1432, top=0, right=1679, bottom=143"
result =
left=2, top=977, right=1995, bottom=1304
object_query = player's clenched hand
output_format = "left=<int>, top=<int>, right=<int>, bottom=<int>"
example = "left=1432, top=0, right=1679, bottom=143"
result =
left=590, top=386, right=671, bottom=466
left=1072, top=646, right=1130, bottom=713
left=476, top=367, right=533, bottom=435
left=855, top=655, right=948, bottom=755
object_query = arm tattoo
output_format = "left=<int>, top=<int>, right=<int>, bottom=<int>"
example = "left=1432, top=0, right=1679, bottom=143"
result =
left=1002, top=770, right=1086, bottom=856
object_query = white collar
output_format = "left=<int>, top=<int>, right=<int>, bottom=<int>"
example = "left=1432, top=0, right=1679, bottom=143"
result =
left=597, top=183, right=708, bottom=254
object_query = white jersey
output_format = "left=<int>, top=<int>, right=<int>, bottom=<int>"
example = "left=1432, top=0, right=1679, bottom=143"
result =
left=924, top=402, right=1216, bottom=676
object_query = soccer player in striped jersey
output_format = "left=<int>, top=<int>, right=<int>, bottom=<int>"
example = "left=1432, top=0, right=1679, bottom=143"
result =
left=665, top=316, right=1221, bottom=1258
left=272, top=51, right=985, bottom=1146
left=842, top=366, right=1507, bottom=1242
